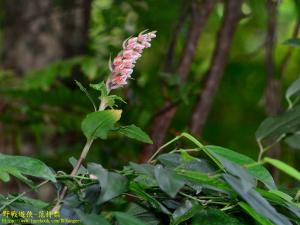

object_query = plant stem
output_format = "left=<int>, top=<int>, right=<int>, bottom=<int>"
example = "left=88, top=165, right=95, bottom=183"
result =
left=0, top=180, right=49, bottom=211
left=52, top=139, right=94, bottom=212
left=52, top=96, right=108, bottom=212
left=148, top=134, right=182, bottom=163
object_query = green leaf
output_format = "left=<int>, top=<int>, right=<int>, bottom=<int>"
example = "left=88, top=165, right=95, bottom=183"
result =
left=285, top=76, right=300, bottom=108
left=81, top=109, right=122, bottom=139
left=102, top=95, right=126, bottom=108
left=238, top=202, right=274, bottom=225
left=0, top=170, right=10, bottom=182
left=114, top=212, right=148, bottom=225
left=76, top=210, right=111, bottom=225
left=129, top=182, right=171, bottom=215
left=259, top=189, right=300, bottom=219
left=75, top=80, right=97, bottom=111
left=87, top=163, right=128, bottom=204
left=255, top=105, right=300, bottom=142
left=179, top=133, right=223, bottom=169
left=117, top=125, right=153, bottom=144
left=171, top=200, right=200, bottom=225
left=283, top=38, right=300, bottom=48
left=0, top=154, right=56, bottom=185
left=90, top=81, right=108, bottom=96
left=154, top=165, right=185, bottom=198
left=178, top=169, right=231, bottom=193
left=129, top=162, right=155, bottom=177
left=263, top=157, right=300, bottom=181
left=206, top=145, right=276, bottom=189
left=285, top=133, right=300, bottom=149
left=223, top=174, right=292, bottom=225
left=126, top=203, right=159, bottom=225
left=158, top=153, right=183, bottom=168
left=192, top=208, right=244, bottom=225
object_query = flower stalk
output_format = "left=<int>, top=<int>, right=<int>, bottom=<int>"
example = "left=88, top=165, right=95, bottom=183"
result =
left=52, top=30, right=156, bottom=212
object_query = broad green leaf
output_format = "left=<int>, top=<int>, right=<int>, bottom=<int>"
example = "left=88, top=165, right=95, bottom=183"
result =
left=126, top=203, right=159, bottom=225
left=158, top=153, right=183, bottom=168
left=223, top=174, right=292, bottom=225
left=256, top=105, right=300, bottom=142
left=285, top=133, right=300, bottom=149
left=75, top=80, right=97, bottom=111
left=171, top=200, right=200, bottom=225
left=90, top=81, right=108, bottom=96
left=134, top=175, right=157, bottom=188
left=129, top=162, right=155, bottom=177
left=129, top=182, right=171, bottom=215
left=285, top=76, right=300, bottom=107
left=192, top=208, right=244, bottom=225
left=283, top=38, right=300, bottom=48
left=268, top=190, right=293, bottom=203
left=154, top=165, right=185, bottom=198
left=114, top=212, right=148, bottom=225
left=87, top=163, right=128, bottom=204
left=0, top=170, right=10, bottom=182
left=263, top=157, right=300, bottom=181
left=259, top=189, right=300, bottom=219
left=238, top=202, right=274, bottom=225
left=118, top=125, right=153, bottom=144
left=179, top=133, right=223, bottom=169
left=211, top=155, right=256, bottom=192
left=177, top=169, right=231, bottom=192
left=76, top=210, right=111, bottom=225
left=81, top=109, right=122, bottom=139
left=206, top=145, right=276, bottom=189
left=0, top=154, right=56, bottom=184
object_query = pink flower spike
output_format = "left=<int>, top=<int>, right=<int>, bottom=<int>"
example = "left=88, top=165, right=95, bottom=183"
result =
left=122, top=59, right=134, bottom=68
left=142, top=42, right=151, bottom=48
left=135, top=43, right=145, bottom=51
left=121, top=68, right=133, bottom=77
left=128, top=37, right=138, bottom=44
left=148, top=31, right=157, bottom=39
left=126, top=42, right=137, bottom=50
left=107, top=30, right=156, bottom=90
left=132, top=52, right=142, bottom=60
left=113, top=56, right=123, bottom=66
left=122, top=49, right=134, bottom=58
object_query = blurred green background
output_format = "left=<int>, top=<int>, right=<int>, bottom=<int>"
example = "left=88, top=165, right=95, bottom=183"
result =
left=0, top=0, right=299, bottom=193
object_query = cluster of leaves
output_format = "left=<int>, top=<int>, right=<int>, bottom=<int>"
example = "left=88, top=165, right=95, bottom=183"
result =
left=256, top=75, right=300, bottom=151
left=1, top=72, right=300, bottom=225
left=1, top=132, right=299, bottom=225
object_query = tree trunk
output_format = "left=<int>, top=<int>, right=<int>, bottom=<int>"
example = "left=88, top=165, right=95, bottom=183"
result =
left=139, top=0, right=216, bottom=162
left=0, top=0, right=91, bottom=196
left=188, top=0, right=243, bottom=136
left=1, top=0, right=91, bottom=74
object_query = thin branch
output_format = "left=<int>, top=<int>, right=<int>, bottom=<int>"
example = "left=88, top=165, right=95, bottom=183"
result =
left=139, top=0, right=217, bottom=162
left=263, top=0, right=281, bottom=181
left=188, top=0, right=243, bottom=136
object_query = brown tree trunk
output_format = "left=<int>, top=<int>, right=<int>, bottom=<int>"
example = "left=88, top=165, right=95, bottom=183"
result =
left=188, top=0, right=243, bottom=136
left=1, top=0, right=91, bottom=74
left=139, top=0, right=217, bottom=162
left=0, top=0, right=91, bottom=196
left=264, top=0, right=281, bottom=181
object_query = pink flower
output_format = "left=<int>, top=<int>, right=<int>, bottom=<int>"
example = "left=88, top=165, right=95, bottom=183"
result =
left=107, top=30, right=157, bottom=90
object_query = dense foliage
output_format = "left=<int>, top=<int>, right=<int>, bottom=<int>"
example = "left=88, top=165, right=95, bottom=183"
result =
left=0, top=0, right=300, bottom=224
left=0, top=73, right=300, bottom=225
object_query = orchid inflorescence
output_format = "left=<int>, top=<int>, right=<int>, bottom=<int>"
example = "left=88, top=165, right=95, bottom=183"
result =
left=106, top=30, right=157, bottom=90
